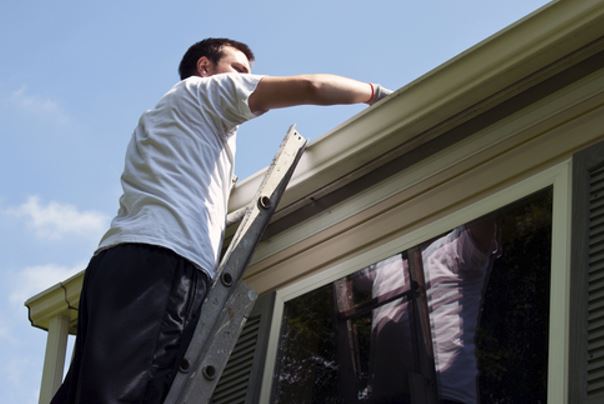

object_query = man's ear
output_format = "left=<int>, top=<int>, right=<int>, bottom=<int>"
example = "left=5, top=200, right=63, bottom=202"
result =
left=196, top=56, right=213, bottom=77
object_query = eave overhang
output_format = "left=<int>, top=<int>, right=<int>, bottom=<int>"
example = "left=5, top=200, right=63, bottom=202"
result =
left=26, top=0, right=604, bottom=331
left=229, top=0, right=604, bottom=225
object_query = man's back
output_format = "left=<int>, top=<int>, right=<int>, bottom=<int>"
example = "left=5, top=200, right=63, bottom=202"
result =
left=98, top=74, right=263, bottom=278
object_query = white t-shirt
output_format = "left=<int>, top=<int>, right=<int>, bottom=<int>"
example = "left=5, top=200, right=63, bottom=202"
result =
left=371, top=226, right=497, bottom=403
left=97, top=73, right=264, bottom=279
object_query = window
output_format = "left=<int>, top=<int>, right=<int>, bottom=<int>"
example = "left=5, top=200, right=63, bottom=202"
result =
left=271, top=188, right=552, bottom=403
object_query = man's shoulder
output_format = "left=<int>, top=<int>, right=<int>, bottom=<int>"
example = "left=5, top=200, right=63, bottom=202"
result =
left=180, top=73, right=256, bottom=83
left=174, top=74, right=265, bottom=92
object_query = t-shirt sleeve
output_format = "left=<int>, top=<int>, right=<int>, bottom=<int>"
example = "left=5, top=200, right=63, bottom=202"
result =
left=197, top=73, right=265, bottom=132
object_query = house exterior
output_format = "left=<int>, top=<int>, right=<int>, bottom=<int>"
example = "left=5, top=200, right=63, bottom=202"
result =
left=26, top=1, right=604, bottom=403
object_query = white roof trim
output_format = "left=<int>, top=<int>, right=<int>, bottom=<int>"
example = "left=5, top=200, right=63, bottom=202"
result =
left=229, top=0, right=604, bottom=214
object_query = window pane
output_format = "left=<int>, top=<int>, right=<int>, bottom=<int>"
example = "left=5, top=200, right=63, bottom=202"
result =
left=272, top=188, right=551, bottom=404
left=476, top=190, right=551, bottom=403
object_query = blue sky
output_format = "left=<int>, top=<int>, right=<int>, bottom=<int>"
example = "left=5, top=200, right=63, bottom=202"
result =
left=0, top=1, right=550, bottom=402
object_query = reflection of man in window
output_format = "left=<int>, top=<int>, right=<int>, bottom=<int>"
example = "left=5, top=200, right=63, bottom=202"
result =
left=368, top=219, right=499, bottom=404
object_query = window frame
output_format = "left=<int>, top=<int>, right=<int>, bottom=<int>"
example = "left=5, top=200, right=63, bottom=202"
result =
left=259, top=160, right=573, bottom=404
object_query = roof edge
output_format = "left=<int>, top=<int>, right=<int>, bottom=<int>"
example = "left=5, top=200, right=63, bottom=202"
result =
left=25, top=0, right=604, bottom=327
left=25, top=270, right=83, bottom=331
left=229, top=0, right=604, bottom=213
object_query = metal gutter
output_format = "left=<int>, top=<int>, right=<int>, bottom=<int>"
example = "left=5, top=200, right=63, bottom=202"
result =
left=25, top=271, right=82, bottom=332
left=228, top=0, right=604, bottom=222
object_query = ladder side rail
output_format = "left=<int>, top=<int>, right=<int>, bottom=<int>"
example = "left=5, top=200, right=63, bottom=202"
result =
left=163, top=126, right=307, bottom=404
left=181, top=282, right=257, bottom=403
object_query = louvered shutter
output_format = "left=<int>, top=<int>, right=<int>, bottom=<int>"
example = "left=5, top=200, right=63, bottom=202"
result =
left=211, top=292, right=275, bottom=404
left=570, top=140, right=604, bottom=403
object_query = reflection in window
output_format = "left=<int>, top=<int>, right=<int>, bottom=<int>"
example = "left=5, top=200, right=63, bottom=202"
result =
left=272, top=188, right=551, bottom=404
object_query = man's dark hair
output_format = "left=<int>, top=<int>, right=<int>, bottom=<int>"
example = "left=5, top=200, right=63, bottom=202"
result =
left=178, top=38, right=255, bottom=80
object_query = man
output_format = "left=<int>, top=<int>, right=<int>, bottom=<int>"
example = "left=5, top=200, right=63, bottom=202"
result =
left=51, top=38, right=392, bottom=403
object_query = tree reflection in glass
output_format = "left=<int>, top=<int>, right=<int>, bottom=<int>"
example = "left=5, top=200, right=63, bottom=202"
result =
left=272, top=188, right=551, bottom=404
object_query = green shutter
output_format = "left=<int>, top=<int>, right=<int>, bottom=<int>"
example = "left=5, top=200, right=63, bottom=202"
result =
left=211, top=292, right=275, bottom=404
left=570, top=140, right=604, bottom=403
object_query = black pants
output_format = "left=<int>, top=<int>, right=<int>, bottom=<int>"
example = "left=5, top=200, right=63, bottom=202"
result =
left=51, top=243, right=210, bottom=404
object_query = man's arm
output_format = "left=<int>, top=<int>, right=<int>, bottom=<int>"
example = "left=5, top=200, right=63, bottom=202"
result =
left=248, top=74, right=390, bottom=114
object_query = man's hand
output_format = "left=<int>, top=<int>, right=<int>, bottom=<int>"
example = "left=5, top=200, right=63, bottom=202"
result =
left=369, top=84, right=393, bottom=105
